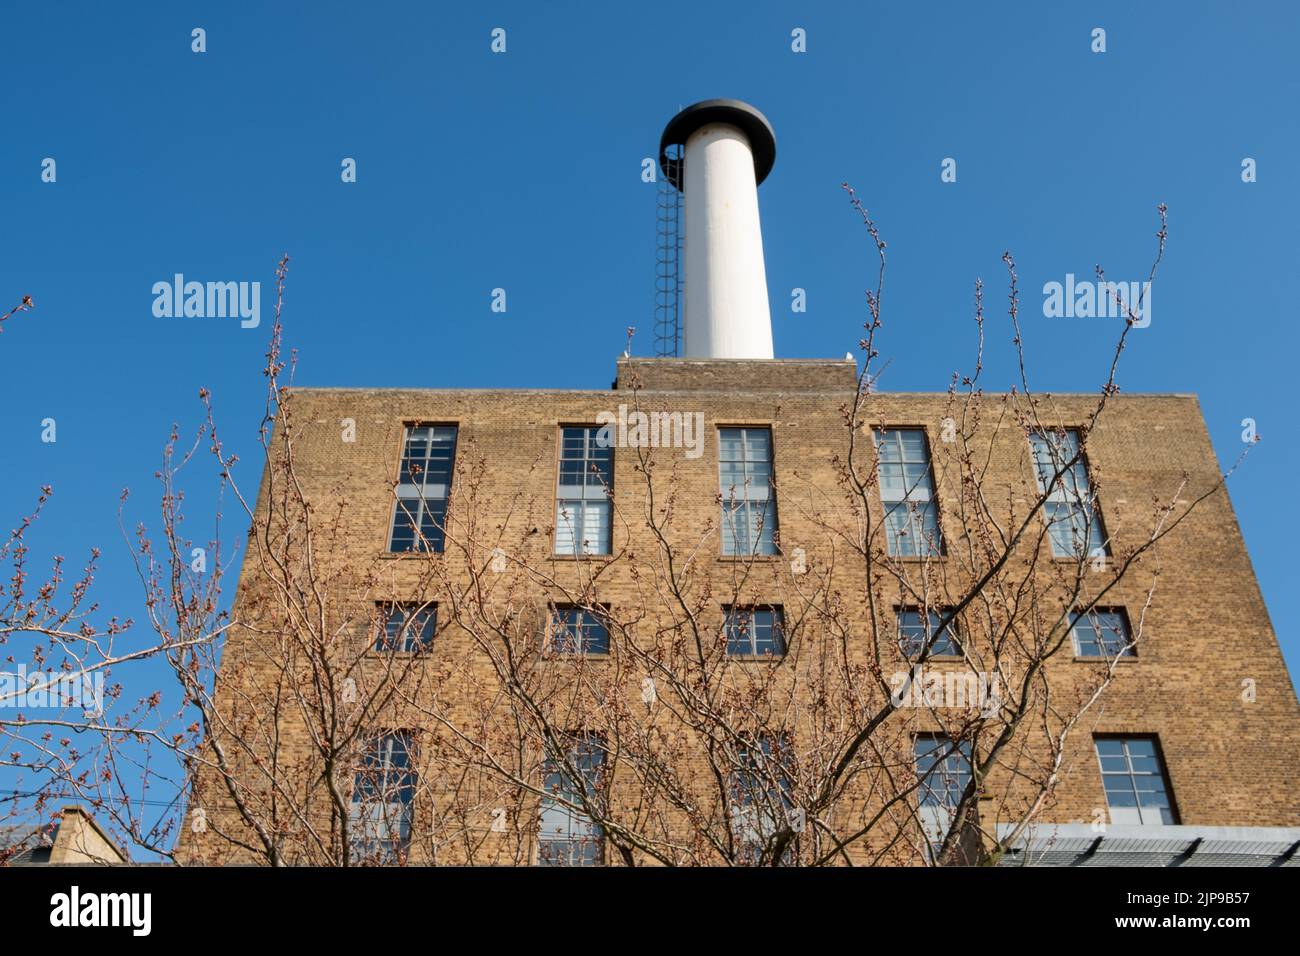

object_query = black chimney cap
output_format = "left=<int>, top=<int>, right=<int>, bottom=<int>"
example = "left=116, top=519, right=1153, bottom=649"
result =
left=659, top=99, right=776, bottom=191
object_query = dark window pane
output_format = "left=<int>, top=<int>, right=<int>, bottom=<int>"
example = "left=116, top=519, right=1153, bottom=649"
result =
left=725, top=607, right=786, bottom=657
left=898, top=609, right=961, bottom=658
left=1071, top=609, right=1134, bottom=657
left=376, top=604, right=436, bottom=653
left=390, top=426, right=458, bottom=553
left=914, top=736, right=972, bottom=808
left=1094, top=737, right=1176, bottom=826
left=550, top=606, right=610, bottom=655
left=539, top=734, right=605, bottom=866
left=349, top=732, right=417, bottom=863
left=875, top=429, right=942, bottom=557
left=1030, top=430, right=1106, bottom=559
left=556, top=427, right=613, bottom=555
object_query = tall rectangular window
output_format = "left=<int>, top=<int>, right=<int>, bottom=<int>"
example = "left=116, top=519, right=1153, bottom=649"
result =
left=1095, top=737, right=1177, bottom=825
left=538, top=734, right=605, bottom=866
left=549, top=605, right=610, bottom=655
left=914, top=735, right=973, bottom=855
left=349, top=731, right=416, bottom=864
left=1029, top=429, right=1106, bottom=559
left=875, top=429, right=942, bottom=557
left=724, top=606, right=786, bottom=658
left=375, top=603, right=436, bottom=653
left=898, top=608, right=961, bottom=659
left=729, top=734, right=794, bottom=865
left=389, top=425, right=458, bottom=553
left=556, top=426, right=612, bottom=556
left=1071, top=608, right=1134, bottom=658
left=719, top=427, right=778, bottom=556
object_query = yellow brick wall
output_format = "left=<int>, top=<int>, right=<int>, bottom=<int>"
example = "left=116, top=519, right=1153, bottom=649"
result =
left=178, top=358, right=1300, bottom=864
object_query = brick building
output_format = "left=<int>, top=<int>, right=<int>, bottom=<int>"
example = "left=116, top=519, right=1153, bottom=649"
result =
left=177, top=101, right=1299, bottom=866
left=175, top=356, right=1300, bottom=866
left=2, top=806, right=128, bottom=866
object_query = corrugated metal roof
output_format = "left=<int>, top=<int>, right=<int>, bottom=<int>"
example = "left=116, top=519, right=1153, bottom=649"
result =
left=996, top=823, right=1300, bottom=867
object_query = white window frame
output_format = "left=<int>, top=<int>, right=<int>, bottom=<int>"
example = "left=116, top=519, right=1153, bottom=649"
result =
left=389, top=424, right=458, bottom=553
left=1071, top=608, right=1135, bottom=658
left=897, top=608, right=962, bottom=659
left=1095, top=737, right=1177, bottom=825
left=718, top=427, right=778, bottom=556
left=1028, top=428, right=1106, bottom=559
left=729, top=734, right=795, bottom=865
left=538, top=734, right=605, bottom=866
left=914, top=735, right=972, bottom=859
left=375, top=603, right=437, bottom=653
left=875, top=429, right=943, bottom=557
left=548, top=605, right=611, bottom=655
left=349, top=731, right=417, bottom=864
left=724, top=606, right=786, bottom=658
left=555, top=426, right=613, bottom=556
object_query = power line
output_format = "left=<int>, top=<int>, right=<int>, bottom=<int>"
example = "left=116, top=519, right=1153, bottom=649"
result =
left=0, top=788, right=182, bottom=809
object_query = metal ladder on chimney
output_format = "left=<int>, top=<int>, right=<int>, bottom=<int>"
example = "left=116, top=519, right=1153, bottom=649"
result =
left=654, top=145, right=684, bottom=358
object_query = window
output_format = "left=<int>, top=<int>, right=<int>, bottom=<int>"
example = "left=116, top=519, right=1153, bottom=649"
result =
left=389, top=425, right=458, bottom=553
left=549, top=605, right=610, bottom=655
left=875, top=429, right=942, bottom=557
left=729, top=734, right=795, bottom=865
left=914, top=735, right=973, bottom=855
left=1095, top=737, right=1177, bottom=825
left=375, top=603, right=436, bottom=653
left=349, top=732, right=416, bottom=864
left=1071, top=608, right=1134, bottom=658
left=724, top=606, right=786, bottom=658
left=538, top=734, right=605, bottom=866
left=1028, top=429, right=1106, bottom=559
left=898, top=608, right=961, bottom=659
left=556, top=426, right=613, bottom=556
left=719, top=427, right=778, bottom=556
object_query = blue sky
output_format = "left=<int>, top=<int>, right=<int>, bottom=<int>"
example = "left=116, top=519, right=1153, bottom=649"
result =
left=2, top=0, right=1297, bottom=768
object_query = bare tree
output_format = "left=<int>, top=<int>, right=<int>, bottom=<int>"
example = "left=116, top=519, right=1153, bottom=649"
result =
left=2, top=198, right=1251, bottom=866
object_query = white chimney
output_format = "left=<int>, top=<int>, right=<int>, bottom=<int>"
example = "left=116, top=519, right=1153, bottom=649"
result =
left=660, top=100, right=777, bottom=359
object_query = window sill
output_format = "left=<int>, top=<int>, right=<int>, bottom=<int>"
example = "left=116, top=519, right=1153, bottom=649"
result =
left=717, top=554, right=783, bottom=563
left=379, top=550, right=446, bottom=560
left=725, top=655, right=787, bottom=663
left=548, top=553, right=614, bottom=561
left=1072, top=654, right=1139, bottom=663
